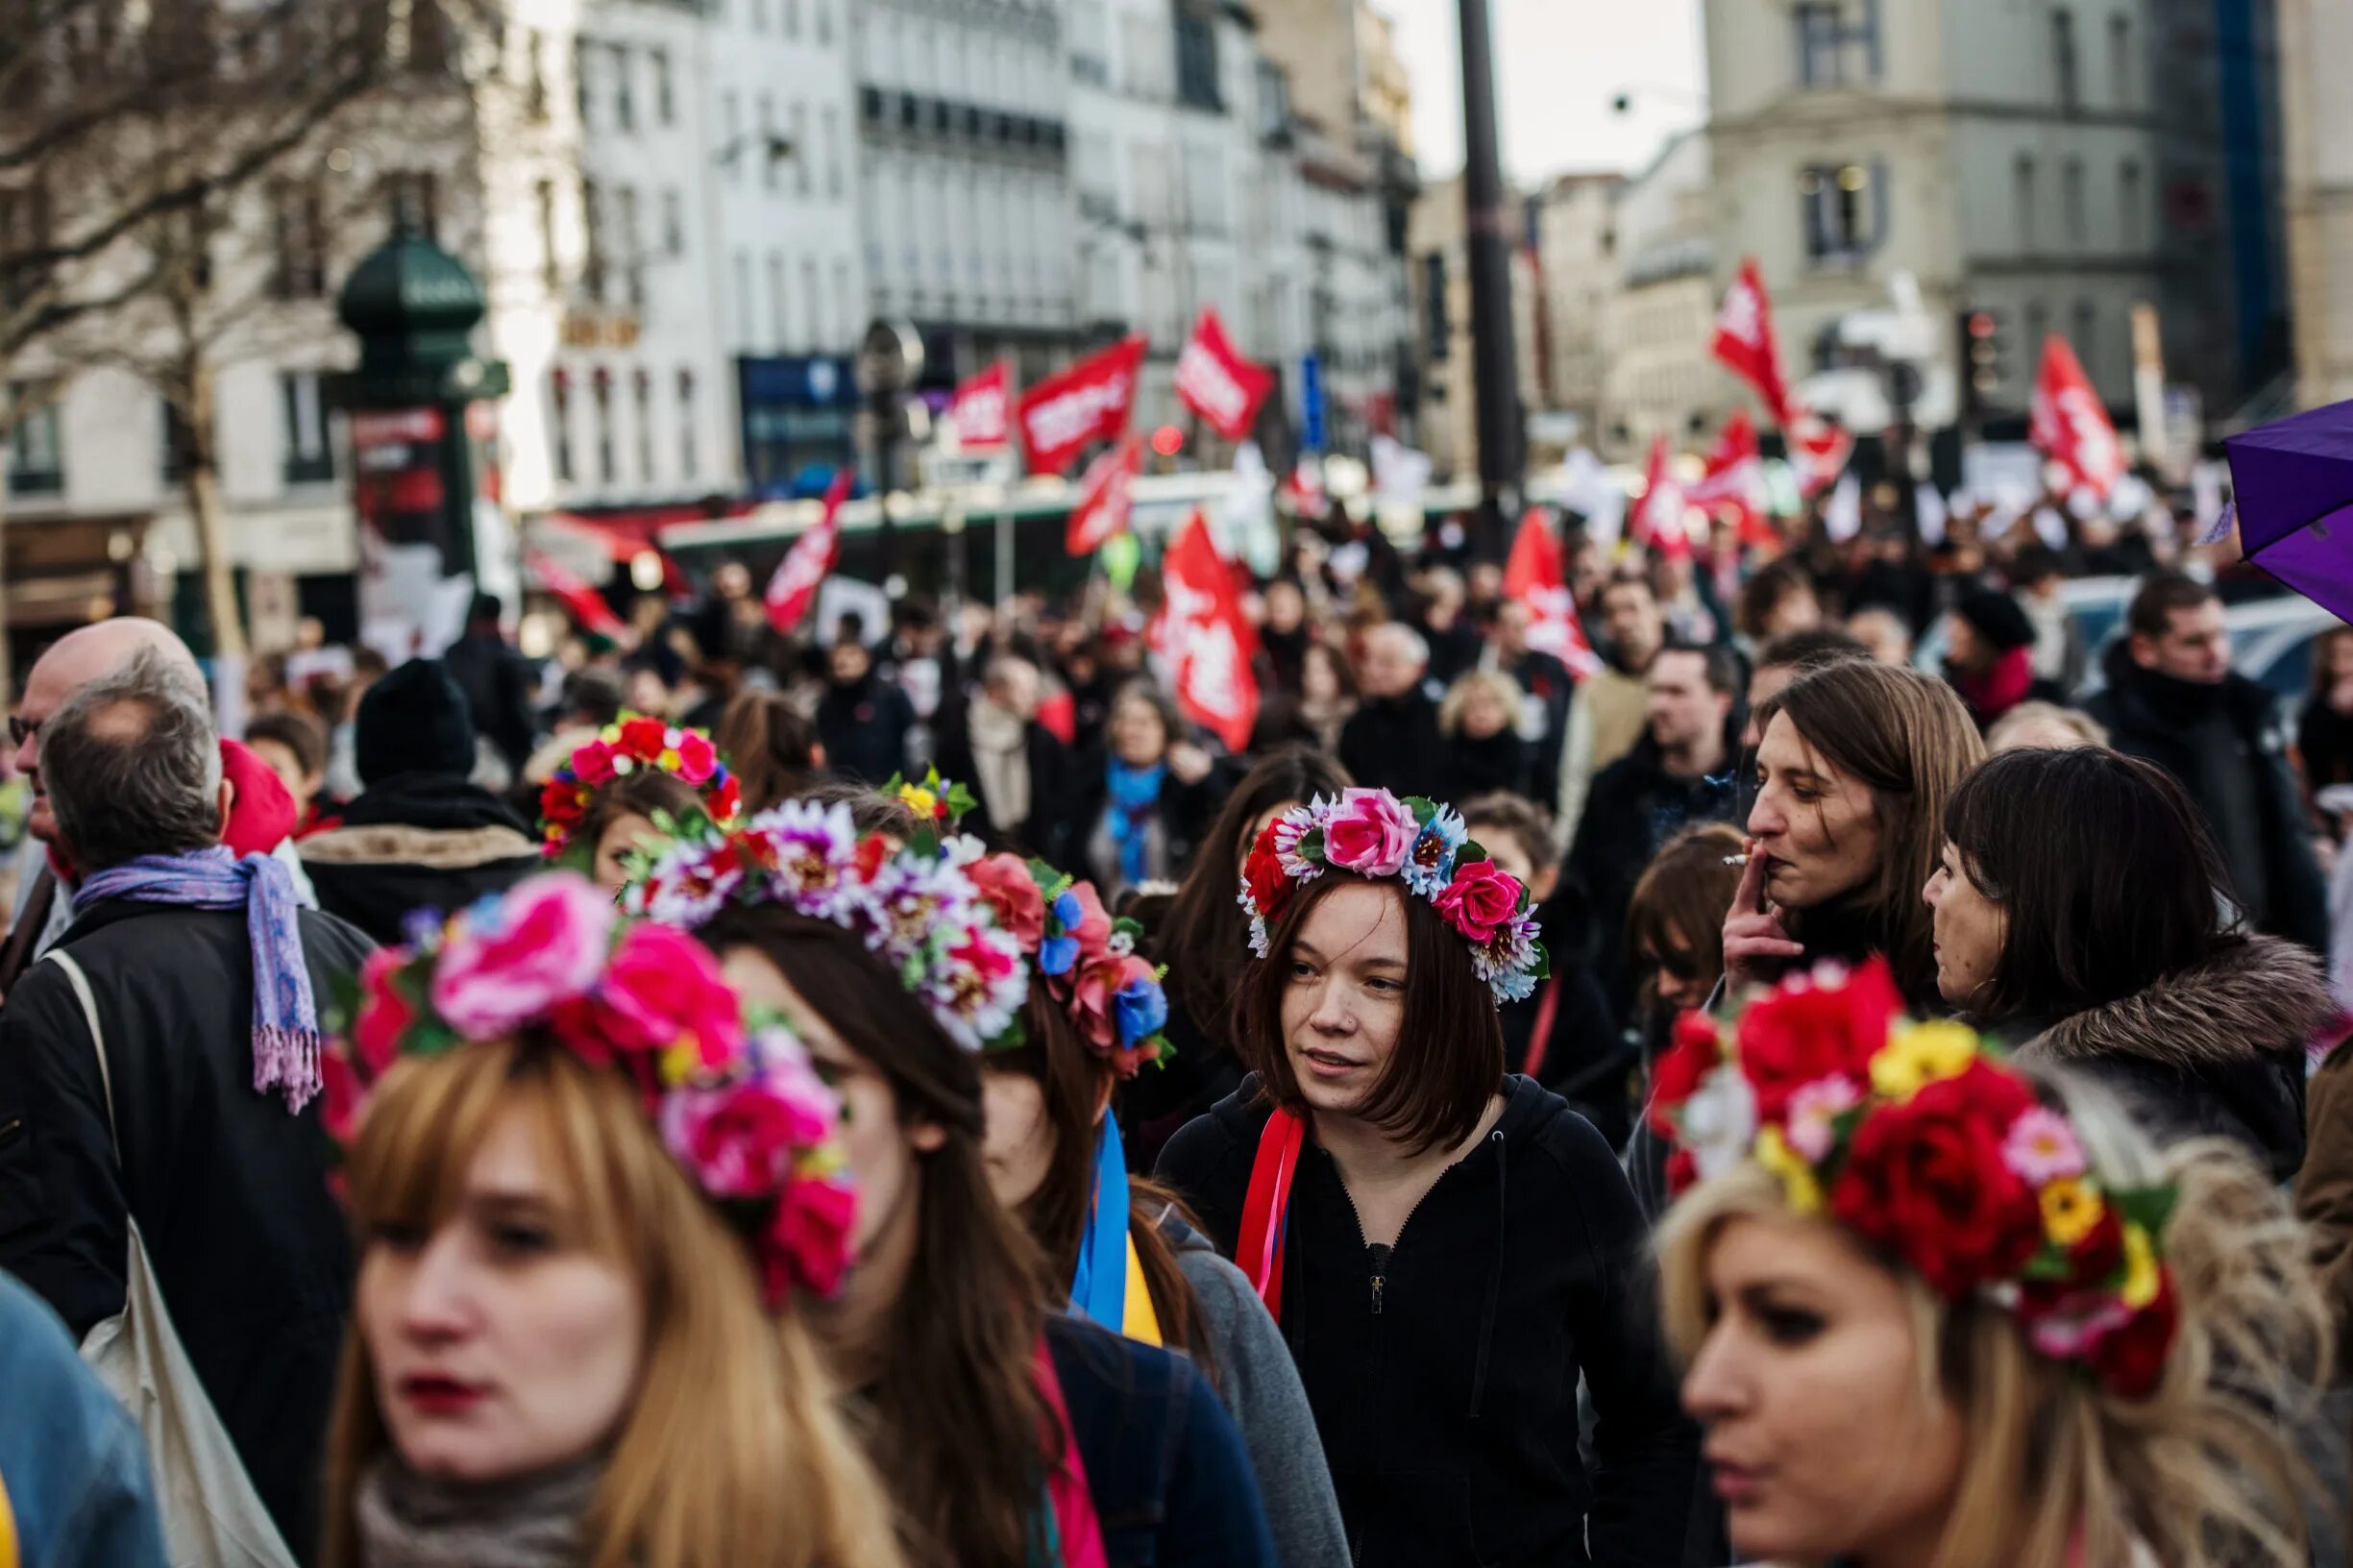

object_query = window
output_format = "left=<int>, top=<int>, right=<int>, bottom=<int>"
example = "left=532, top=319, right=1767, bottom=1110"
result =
left=612, top=45, right=634, bottom=131
left=822, top=107, right=842, bottom=198
left=551, top=372, right=574, bottom=482
left=617, top=185, right=642, bottom=307
left=537, top=180, right=561, bottom=287
left=382, top=170, right=438, bottom=241
left=661, top=189, right=684, bottom=257
left=581, top=179, right=605, bottom=299
left=677, top=369, right=698, bottom=479
left=792, top=106, right=810, bottom=194
left=2014, top=154, right=2037, bottom=251
left=592, top=371, right=616, bottom=483
left=1421, top=252, right=1448, bottom=360
left=2109, top=12, right=2134, bottom=108
left=524, top=27, right=548, bottom=119
left=574, top=37, right=591, bottom=125
left=1799, top=161, right=1882, bottom=263
left=1794, top=0, right=1880, bottom=87
left=784, top=0, right=799, bottom=36
left=651, top=47, right=674, bottom=126
left=834, top=258, right=853, bottom=345
left=815, top=0, right=831, bottom=44
left=758, top=94, right=778, bottom=189
left=269, top=179, right=326, bottom=299
left=2120, top=158, right=2145, bottom=250
left=8, top=381, right=61, bottom=498
left=2073, top=299, right=2098, bottom=380
left=2052, top=8, right=2078, bottom=110
left=751, top=0, right=767, bottom=31
left=2026, top=299, right=2049, bottom=355
left=281, top=371, right=334, bottom=485
left=2062, top=158, right=2085, bottom=247
left=159, top=398, right=195, bottom=485
left=633, top=370, right=655, bottom=483
left=768, top=253, right=788, bottom=349
left=802, top=257, right=821, bottom=349
left=1174, top=9, right=1219, bottom=110
left=734, top=251, right=753, bottom=341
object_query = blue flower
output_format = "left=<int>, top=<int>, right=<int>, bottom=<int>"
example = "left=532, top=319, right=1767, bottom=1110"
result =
left=1114, top=975, right=1169, bottom=1048
left=1040, top=934, right=1080, bottom=977
left=1051, top=889, right=1083, bottom=930
left=1400, top=806, right=1469, bottom=898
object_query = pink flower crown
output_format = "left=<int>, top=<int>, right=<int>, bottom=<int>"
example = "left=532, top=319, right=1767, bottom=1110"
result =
left=620, top=798, right=1029, bottom=1053
left=1238, top=788, right=1549, bottom=1004
left=538, top=714, right=742, bottom=860
left=969, top=852, right=1173, bottom=1076
left=325, top=873, right=855, bottom=1305
left=1651, top=961, right=2182, bottom=1401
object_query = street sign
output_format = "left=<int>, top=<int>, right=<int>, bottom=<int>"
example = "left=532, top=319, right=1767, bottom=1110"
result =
left=1300, top=353, right=1327, bottom=453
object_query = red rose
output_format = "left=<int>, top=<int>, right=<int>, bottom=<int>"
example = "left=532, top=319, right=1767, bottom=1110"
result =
left=969, top=853, right=1046, bottom=948
left=619, top=716, right=669, bottom=763
left=320, top=1047, right=364, bottom=1144
left=2067, top=1204, right=2126, bottom=1288
left=1433, top=859, right=1523, bottom=943
left=1646, top=1012, right=1721, bottom=1135
left=540, top=777, right=585, bottom=826
left=1243, top=834, right=1291, bottom=920
left=1665, top=1148, right=1700, bottom=1196
left=568, top=924, right=745, bottom=1071
left=707, top=774, right=741, bottom=822
left=853, top=833, right=893, bottom=880
left=353, top=947, right=414, bottom=1075
left=1828, top=1062, right=2044, bottom=1300
left=2089, top=1270, right=2178, bottom=1400
left=1735, top=961, right=1902, bottom=1123
left=767, top=1176, right=857, bottom=1302
left=570, top=742, right=618, bottom=788
left=674, top=731, right=718, bottom=784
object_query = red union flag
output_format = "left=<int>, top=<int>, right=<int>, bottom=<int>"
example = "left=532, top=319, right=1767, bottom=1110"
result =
left=764, top=470, right=853, bottom=632
left=1687, top=411, right=1775, bottom=547
left=1019, top=334, right=1147, bottom=475
left=1151, top=510, right=1260, bottom=751
left=1173, top=307, right=1275, bottom=442
left=1787, top=409, right=1854, bottom=498
left=1713, top=257, right=1794, bottom=426
left=1502, top=510, right=1600, bottom=675
left=526, top=550, right=627, bottom=641
left=949, top=363, right=1012, bottom=449
left=1066, top=432, right=1142, bottom=556
left=1629, top=436, right=1690, bottom=557
left=2030, top=336, right=2125, bottom=498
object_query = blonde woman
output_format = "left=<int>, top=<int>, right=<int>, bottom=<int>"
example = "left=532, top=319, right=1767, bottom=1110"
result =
left=319, top=873, right=901, bottom=1568
left=1651, top=961, right=2327, bottom=1568
left=1438, top=667, right=1534, bottom=803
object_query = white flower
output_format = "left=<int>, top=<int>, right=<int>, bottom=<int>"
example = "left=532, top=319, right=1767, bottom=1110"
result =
left=1679, top=1066, right=1759, bottom=1185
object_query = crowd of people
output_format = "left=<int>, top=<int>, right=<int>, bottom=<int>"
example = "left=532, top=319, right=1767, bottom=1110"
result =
left=3, top=489, right=2353, bottom=1568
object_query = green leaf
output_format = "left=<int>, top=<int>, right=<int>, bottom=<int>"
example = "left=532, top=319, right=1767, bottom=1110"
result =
left=1405, top=796, right=1436, bottom=825
left=1530, top=943, right=1552, bottom=981
left=2112, top=1185, right=2179, bottom=1238
left=1458, top=838, right=1487, bottom=868
left=2020, top=1245, right=2073, bottom=1283
left=1113, top=916, right=1145, bottom=942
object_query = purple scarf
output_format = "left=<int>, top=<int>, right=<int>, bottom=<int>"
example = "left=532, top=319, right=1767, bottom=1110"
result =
left=75, top=846, right=320, bottom=1113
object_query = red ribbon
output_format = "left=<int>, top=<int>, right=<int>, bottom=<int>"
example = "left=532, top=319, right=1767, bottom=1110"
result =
left=1236, top=1107, right=1307, bottom=1319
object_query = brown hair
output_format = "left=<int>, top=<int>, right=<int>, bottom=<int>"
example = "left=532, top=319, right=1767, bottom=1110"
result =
left=565, top=770, right=704, bottom=861
left=323, top=1041, right=904, bottom=1568
left=1458, top=791, right=1555, bottom=870
left=1154, top=747, right=1354, bottom=1044
left=244, top=709, right=328, bottom=781
left=1626, top=822, right=1747, bottom=1003
left=2125, top=571, right=2218, bottom=643
left=717, top=690, right=821, bottom=814
left=1239, top=874, right=1503, bottom=1154
left=1756, top=661, right=1984, bottom=1006
left=694, top=906, right=1054, bottom=1568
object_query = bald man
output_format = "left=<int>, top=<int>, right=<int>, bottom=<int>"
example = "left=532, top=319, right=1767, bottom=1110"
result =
left=2, top=619, right=311, bottom=993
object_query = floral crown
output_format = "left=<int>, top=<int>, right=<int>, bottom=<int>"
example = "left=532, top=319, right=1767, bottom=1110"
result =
left=620, top=792, right=1028, bottom=1053
left=1651, top=961, right=2182, bottom=1400
left=325, top=874, right=856, bottom=1305
left=1239, top=788, right=1549, bottom=1004
left=969, top=852, right=1172, bottom=1075
left=539, top=714, right=743, bottom=860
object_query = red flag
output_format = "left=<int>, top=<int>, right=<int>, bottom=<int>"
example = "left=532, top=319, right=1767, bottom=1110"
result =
left=1787, top=410, right=1854, bottom=498
left=764, top=470, right=852, bottom=633
left=2029, top=336, right=2125, bottom=498
left=525, top=550, right=627, bottom=640
left=1712, top=257, right=1793, bottom=425
left=1152, top=511, right=1261, bottom=751
left=1066, top=432, right=1142, bottom=555
left=1502, top=510, right=1600, bottom=675
left=1018, top=334, right=1147, bottom=475
left=949, top=362, right=1012, bottom=449
left=1629, top=436, right=1690, bottom=558
left=1174, top=306, right=1275, bottom=441
left=1687, top=411, right=1775, bottom=548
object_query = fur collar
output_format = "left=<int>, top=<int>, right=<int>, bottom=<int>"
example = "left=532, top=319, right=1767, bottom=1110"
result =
left=2019, top=936, right=2330, bottom=1071
left=300, top=821, right=538, bottom=871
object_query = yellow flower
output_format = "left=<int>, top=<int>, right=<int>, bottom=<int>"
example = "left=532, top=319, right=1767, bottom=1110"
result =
left=2039, top=1178, right=2104, bottom=1248
left=658, top=1039, right=704, bottom=1088
left=1869, top=1020, right=1980, bottom=1101
left=658, top=747, right=683, bottom=772
left=1755, top=1125, right=1824, bottom=1214
left=899, top=785, right=939, bottom=818
left=2120, top=1224, right=2160, bottom=1309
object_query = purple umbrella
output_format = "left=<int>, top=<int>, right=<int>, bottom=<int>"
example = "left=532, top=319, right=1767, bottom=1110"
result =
left=2218, top=400, right=2353, bottom=619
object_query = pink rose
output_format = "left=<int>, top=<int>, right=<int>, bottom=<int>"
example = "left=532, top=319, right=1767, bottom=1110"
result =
left=570, top=742, right=618, bottom=788
left=674, top=731, right=719, bottom=785
left=586, top=923, right=745, bottom=1072
left=659, top=1080, right=805, bottom=1198
left=430, top=874, right=615, bottom=1040
left=353, top=947, right=413, bottom=1074
left=320, top=1047, right=364, bottom=1145
left=1323, top=789, right=1416, bottom=876
left=968, top=853, right=1046, bottom=948
left=1067, top=961, right=1122, bottom=1054
left=1434, top=859, right=1523, bottom=943
left=767, top=1175, right=858, bottom=1301
left=1063, top=879, right=1114, bottom=966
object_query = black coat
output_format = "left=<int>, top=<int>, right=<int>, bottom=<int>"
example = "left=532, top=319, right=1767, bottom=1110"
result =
left=441, top=631, right=539, bottom=772
left=1156, top=1075, right=1698, bottom=1568
left=932, top=715, right=1075, bottom=862
left=2086, top=647, right=2329, bottom=953
left=1068, top=753, right=1227, bottom=896
left=1441, top=727, right=1536, bottom=806
left=1565, top=737, right=1740, bottom=1017
left=815, top=672, right=917, bottom=785
left=301, top=773, right=540, bottom=946
left=1337, top=693, right=1447, bottom=801
left=0, top=899, right=375, bottom=1562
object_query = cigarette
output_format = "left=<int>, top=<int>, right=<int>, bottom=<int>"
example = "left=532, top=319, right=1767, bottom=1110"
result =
left=1722, top=854, right=1751, bottom=868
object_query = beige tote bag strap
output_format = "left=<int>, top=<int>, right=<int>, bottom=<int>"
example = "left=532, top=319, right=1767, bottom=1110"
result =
left=42, top=949, right=116, bottom=1155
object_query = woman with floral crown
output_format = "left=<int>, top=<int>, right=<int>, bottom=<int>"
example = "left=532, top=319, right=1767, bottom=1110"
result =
left=1650, top=961, right=2328, bottom=1568
left=315, top=872, right=900, bottom=1568
left=537, top=715, right=742, bottom=894
left=964, top=848, right=1350, bottom=1568
left=624, top=793, right=1277, bottom=1568
left=1154, top=786, right=1699, bottom=1568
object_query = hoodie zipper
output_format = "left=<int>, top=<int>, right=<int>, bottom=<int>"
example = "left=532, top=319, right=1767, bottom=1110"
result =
left=1336, top=1164, right=1448, bottom=1316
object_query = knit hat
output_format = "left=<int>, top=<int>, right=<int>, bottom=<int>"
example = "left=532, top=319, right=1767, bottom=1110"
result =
left=355, top=658, right=477, bottom=786
left=1952, top=589, right=2037, bottom=655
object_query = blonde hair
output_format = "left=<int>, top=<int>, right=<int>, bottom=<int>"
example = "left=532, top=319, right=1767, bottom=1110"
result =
left=1656, top=1068, right=2328, bottom=1568
left=1439, top=668, right=1525, bottom=738
left=322, top=1041, right=906, bottom=1568
left=1985, top=700, right=2110, bottom=754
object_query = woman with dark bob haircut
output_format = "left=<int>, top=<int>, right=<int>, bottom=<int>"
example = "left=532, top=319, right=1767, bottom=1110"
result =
left=1924, top=746, right=2328, bottom=1182
left=1156, top=787, right=1696, bottom=1568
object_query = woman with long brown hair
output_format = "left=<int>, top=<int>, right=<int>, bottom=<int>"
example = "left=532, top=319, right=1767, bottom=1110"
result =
left=968, top=852, right=1350, bottom=1566
left=318, top=872, right=900, bottom=1568
left=1723, top=660, right=1982, bottom=1010
left=626, top=801, right=1277, bottom=1568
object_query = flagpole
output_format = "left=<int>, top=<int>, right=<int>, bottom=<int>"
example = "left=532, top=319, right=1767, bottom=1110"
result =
left=1458, top=0, right=1524, bottom=565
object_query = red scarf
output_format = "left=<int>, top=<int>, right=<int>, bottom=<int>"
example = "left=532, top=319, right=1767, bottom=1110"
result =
left=1236, top=1107, right=1309, bottom=1318
left=1951, top=645, right=2034, bottom=727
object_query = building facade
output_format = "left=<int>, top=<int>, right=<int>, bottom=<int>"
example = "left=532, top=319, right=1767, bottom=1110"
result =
left=1598, top=130, right=1729, bottom=461
left=1532, top=172, right=1624, bottom=449
left=2278, top=0, right=2351, bottom=407
left=1407, top=173, right=1546, bottom=480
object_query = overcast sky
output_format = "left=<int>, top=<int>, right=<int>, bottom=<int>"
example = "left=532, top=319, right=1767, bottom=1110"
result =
left=1389, top=0, right=1707, bottom=185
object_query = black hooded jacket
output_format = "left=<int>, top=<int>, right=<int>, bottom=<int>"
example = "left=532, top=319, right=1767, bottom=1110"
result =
left=1155, top=1074, right=1697, bottom=1568
left=301, top=773, right=539, bottom=946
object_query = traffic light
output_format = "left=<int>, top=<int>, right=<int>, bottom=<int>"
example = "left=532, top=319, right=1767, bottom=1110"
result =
left=1958, top=308, right=2010, bottom=425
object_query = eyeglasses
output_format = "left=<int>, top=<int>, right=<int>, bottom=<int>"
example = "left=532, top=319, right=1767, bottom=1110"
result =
left=8, top=715, right=37, bottom=748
